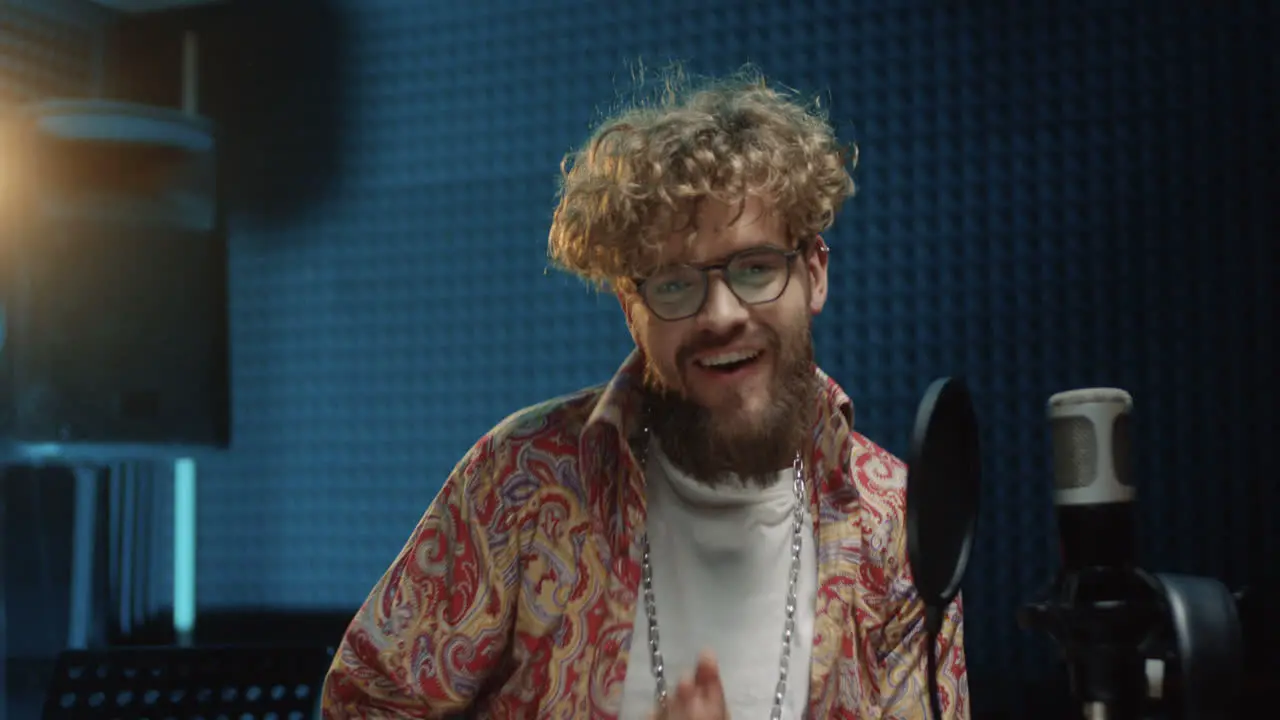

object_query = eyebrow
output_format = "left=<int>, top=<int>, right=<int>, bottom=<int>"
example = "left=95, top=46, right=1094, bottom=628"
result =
left=696, top=240, right=793, bottom=266
left=636, top=241, right=797, bottom=283
left=684, top=242, right=790, bottom=268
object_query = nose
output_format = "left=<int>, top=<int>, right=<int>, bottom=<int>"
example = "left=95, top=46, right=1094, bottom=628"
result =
left=695, top=273, right=750, bottom=333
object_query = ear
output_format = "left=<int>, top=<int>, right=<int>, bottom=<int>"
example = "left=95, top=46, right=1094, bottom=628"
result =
left=805, top=235, right=830, bottom=315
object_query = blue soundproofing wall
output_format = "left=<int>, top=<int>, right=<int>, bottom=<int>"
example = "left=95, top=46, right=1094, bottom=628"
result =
left=122, top=0, right=1280, bottom=711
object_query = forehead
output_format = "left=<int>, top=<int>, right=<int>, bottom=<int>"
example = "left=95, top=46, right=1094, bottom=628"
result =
left=656, top=195, right=788, bottom=266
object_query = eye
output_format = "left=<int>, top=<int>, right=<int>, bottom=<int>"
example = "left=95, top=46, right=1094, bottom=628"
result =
left=653, top=279, right=690, bottom=296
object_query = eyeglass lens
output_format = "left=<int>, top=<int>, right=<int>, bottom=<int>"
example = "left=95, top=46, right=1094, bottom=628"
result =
left=643, top=248, right=792, bottom=320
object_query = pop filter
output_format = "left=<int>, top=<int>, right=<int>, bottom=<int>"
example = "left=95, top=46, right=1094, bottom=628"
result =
left=905, top=377, right=981, bottom=719
left=907, top=376, right=982, bottom=609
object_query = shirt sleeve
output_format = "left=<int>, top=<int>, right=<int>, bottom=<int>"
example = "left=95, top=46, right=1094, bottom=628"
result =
left=873, top=461, right=971, bottom=720
left=877, top=591, right=971, bottom=719
left=320, top=436, right=521, bottom=719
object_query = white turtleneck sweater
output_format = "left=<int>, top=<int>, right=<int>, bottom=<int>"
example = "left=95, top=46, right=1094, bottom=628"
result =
left=618, top=437, right=818, bottom=720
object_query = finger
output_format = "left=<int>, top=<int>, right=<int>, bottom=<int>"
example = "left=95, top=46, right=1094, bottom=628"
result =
left=698, top=686, right=727, bottom=717
left=693, top=652, right=729, bottom=717
left=692, top=692, right=726, bottom=720
left=675, top=674, right=697, bottom=704
left=693, top=650, right=722, bottom=690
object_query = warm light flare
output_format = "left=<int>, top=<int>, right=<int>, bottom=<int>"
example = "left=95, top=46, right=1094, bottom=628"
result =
left=0, top=113, right=27, bottom=222
left=0, top=144, right=11, bottom=224
left=0, top=118, right=10, bottom=209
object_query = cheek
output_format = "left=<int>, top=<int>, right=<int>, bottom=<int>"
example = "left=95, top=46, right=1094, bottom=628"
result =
left=641, top=329, right=679, bottom=367
left=637, top=324, right=686, bottom=375
left=756, top=303, right=801, bottom=337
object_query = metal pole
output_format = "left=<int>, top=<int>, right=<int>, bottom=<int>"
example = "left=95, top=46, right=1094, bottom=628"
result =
left=182, top=31, right=199, bottom=116
left=67, top=465, right=99, bottom=649
left=173, top=29, right=200, bottom=649
left=173, top=458, right=197, bottom=647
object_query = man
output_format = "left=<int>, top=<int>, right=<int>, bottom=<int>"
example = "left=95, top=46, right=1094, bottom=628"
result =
left=321, top=69, right=969, bottom=719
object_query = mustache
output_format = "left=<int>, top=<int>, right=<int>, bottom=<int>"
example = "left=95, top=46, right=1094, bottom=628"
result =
left=675, top=326, right=779, bottom=369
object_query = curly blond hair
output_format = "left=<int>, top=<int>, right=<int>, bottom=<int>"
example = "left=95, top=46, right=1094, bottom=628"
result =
left=547, top=66, right=857, bottom=289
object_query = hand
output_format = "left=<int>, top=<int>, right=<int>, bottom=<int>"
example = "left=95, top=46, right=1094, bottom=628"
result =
left=649, top=651, right=729, bottom=720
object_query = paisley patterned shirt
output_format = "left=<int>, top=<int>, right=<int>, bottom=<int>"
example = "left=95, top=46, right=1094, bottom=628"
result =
left=321, top=351, right=970, bottom=719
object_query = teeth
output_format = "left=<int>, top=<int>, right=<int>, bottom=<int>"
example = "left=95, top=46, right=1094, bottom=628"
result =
left=697, top=350, right=760, bottom=367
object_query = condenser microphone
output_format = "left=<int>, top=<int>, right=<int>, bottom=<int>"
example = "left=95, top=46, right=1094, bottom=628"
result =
left=1047, top=388, right=1136, bottom=573
left=1023, top=388, right=1246, bottom=720
left=1040, top=388, right=1150, bottom=719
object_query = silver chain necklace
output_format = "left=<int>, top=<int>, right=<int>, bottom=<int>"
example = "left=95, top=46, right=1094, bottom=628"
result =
left=638, top=449, right=808, bottom=720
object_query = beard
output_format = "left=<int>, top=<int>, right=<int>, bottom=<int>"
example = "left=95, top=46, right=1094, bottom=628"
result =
left=640, top=317, right=819, bottom=488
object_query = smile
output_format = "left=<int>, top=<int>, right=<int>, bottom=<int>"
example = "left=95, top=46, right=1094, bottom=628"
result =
left=695, top=349, right=762, bottom=372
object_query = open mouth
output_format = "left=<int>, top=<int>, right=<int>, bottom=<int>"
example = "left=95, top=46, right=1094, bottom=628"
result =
left=694, top=349, right=763, bottom=374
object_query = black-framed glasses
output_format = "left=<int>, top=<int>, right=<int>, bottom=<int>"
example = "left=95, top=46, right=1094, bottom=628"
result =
left=634, top=245, right=805, bottom=321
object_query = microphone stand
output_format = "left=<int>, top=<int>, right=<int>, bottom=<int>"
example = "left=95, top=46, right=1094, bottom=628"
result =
left=1020, top=566, right=1245, bottom=720
left=1019, top=565, right=1167, bottom=720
